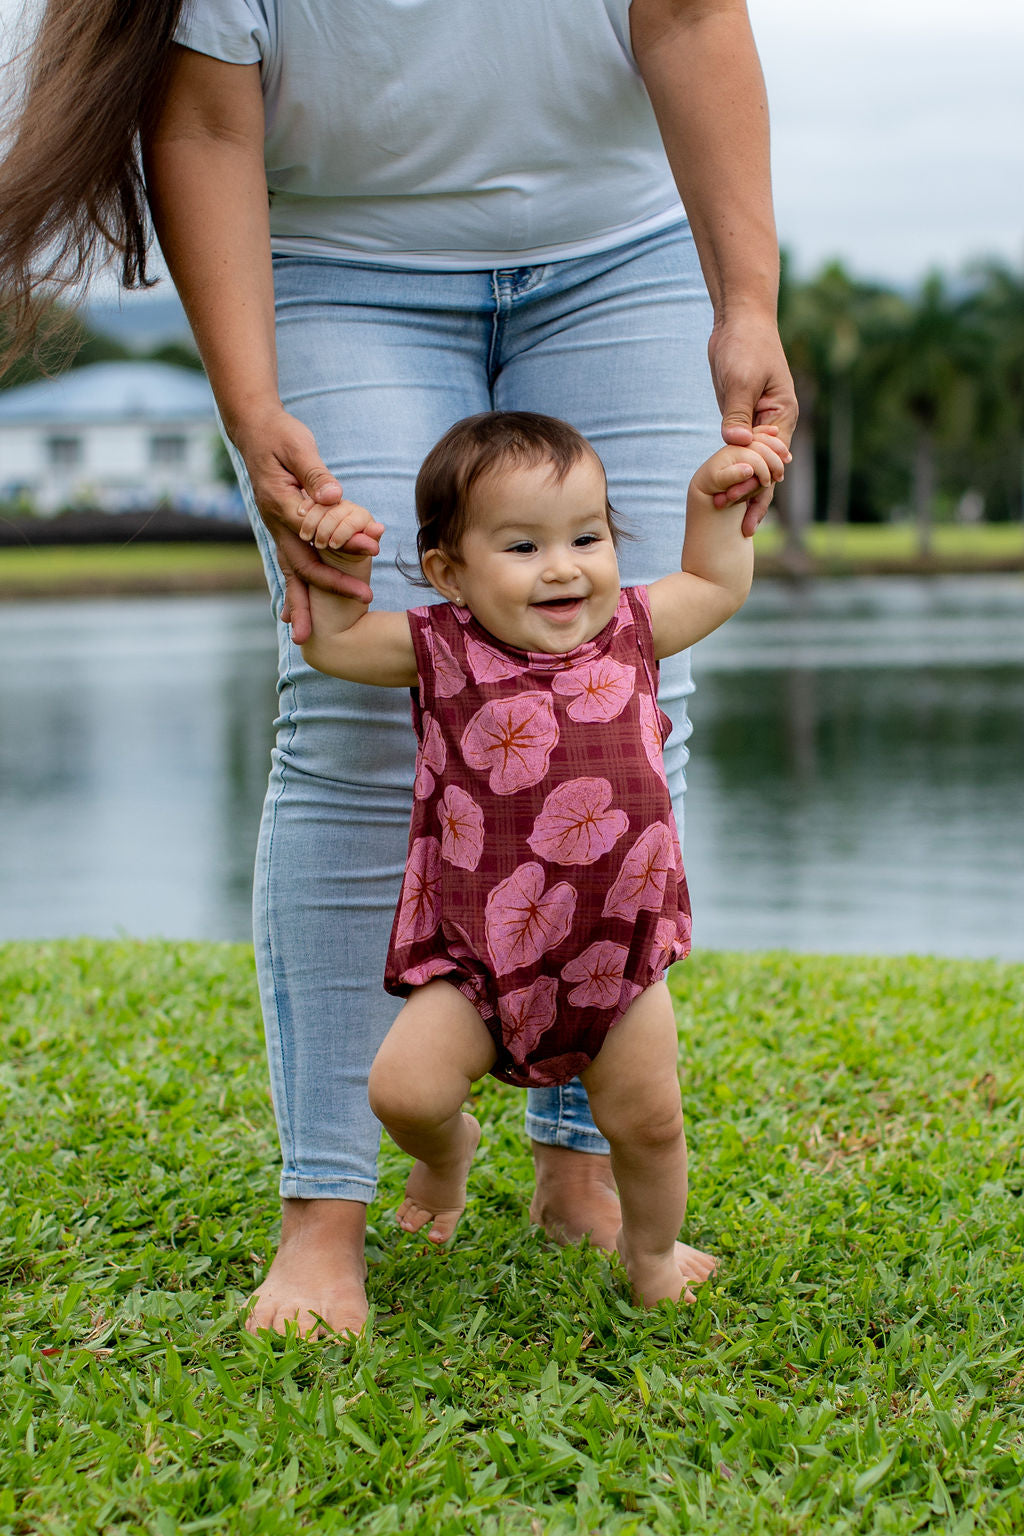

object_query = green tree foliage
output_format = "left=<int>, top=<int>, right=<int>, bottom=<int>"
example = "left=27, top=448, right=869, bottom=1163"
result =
left=963, top=262, right=1024, bottom=524
left=779, top=259, right=1024, bottom=535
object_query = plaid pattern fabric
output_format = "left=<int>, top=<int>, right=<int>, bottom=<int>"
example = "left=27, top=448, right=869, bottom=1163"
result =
left=384, top=587, right=691, bottom=1085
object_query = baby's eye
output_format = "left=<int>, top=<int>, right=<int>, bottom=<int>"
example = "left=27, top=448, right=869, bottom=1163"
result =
left=506, top=541, right=536, bottom=554
left=573, top=532, right=603, bottom=547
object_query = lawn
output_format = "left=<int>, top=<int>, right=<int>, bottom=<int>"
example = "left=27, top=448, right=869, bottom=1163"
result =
left=753, top=521, right=1024, bottom=573
left=0, top=542, right=265, bottom=599
left=2, top=942, right=1022, bottom=1534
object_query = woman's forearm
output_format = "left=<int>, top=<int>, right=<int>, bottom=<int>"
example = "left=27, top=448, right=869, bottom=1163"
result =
left=142, top=48, right=279, bottom=443
left=631, top=0, right=778, bottom=324
left=143, top=47, right=365, bottom=633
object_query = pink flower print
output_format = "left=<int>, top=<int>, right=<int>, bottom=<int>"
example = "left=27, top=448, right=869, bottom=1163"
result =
left=438, top=785, right=485, bottom=871
left=414, top=712, right=447, bottom=800
left=498, top=975, right=558, bottom=1063
left=667, top=810, right=687, bottom=884
left=395, top=836, right=442, bottom=948
left=485, top=861, right=577, bottom=975
left=601, top=822, right=676, bottom=922
left=562, top=940, right=629, bottom=1010
left=620, top=981, right=643, bottom=1013
left=424, top=627, right=466, bottom=698
left=443, top=919, right=476, bottom=960
left=527, top=777, right=629, bottom=866
left=638, top=692, right=669, bottom=787
left=400, top=956, right=457, bottom=987
left=527, top=1052, right=592, bottom=1086
left=414, top=761, right=434, bottom=800
left=465, top=633, right=525, bottom=684
left=461, top=692, right=559, bottom=794
left=552, top=656, right=635, bottom=723
left=613, top=595, right=635, bottom=633
left=650, top=915, right=687, bottom=974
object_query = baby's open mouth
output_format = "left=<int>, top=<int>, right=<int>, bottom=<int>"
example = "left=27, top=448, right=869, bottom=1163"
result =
left=534, top=597, right=582, bottom=610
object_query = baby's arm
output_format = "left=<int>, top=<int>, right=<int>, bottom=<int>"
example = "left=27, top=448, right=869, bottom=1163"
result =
left=648, top=431, right=787, bottom=659
left=298, top=500, right=418, bottom=687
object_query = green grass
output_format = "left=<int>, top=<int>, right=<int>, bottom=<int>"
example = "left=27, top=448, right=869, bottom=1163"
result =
left=2, top=942, right=1023, bottom=1534
left=755, top=520, right=1024, bottom=572
left=0, top=543, right=265, bottom=598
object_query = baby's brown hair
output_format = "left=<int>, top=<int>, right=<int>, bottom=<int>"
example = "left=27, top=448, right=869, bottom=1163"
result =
left=414, top=411, right=626, bottom=574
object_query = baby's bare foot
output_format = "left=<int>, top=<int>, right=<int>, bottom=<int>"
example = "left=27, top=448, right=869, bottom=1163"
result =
left=616, top=1229, right=692, bottom=1308
left=245, top=1197, right=369, bottom=1339
left=396, top=1113, right=482, bottom=1243
left=530, top=1143, right=716, bottom=1290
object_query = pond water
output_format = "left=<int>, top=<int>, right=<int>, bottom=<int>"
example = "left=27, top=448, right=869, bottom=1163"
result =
left=2, top=576, right=1022, bottom=960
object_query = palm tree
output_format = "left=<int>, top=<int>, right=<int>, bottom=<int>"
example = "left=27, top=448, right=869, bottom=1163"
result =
left=775, top=255, right=820, bottom=565
left=967, top=261, right=1024, bottom=533
left=876, top=273, right=984, bottom=557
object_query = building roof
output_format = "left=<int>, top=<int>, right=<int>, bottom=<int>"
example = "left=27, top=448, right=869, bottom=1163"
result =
left=0, top=361, right=215, bottom=426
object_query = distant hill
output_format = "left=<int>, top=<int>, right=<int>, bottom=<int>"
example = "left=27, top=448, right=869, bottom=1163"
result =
left=1, top=293, right=201, bottom=391
left=82, top=291, right=196, bottom=354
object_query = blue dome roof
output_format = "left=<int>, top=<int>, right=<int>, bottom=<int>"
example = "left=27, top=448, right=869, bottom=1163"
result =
left=0, top=362, right=215, bottom=424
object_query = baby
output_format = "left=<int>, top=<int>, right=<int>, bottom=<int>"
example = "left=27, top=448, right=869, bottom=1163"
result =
left=299, top=411, right=786, bottom=1306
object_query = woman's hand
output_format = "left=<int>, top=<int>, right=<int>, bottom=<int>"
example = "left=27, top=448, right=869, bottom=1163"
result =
left=708, top=309, right=799, bottom=536
left=232, top=405, right=380, bottom=642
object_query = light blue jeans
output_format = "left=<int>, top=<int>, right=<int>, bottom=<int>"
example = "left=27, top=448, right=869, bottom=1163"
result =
left=231, top=222, right=719, bottom=1201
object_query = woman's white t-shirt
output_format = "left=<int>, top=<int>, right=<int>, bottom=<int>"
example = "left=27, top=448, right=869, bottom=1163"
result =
left=175, top=0, right=686, bottom=270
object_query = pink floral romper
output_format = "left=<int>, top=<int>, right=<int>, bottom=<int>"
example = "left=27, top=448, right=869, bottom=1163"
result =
left=384, top=586, right=692, bottom=1087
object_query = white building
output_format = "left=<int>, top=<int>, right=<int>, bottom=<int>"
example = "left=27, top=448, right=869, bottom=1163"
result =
left=0, top=360, right=241, bottom=516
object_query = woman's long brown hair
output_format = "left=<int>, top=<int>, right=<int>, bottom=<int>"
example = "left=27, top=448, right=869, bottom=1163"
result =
left=0, top=0, right=185, bottom=371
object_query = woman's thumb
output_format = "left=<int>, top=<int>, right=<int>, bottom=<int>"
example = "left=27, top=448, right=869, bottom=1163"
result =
left=303, top=463, right=343, bottom=505
left=720, top=396, right=755, bottom=447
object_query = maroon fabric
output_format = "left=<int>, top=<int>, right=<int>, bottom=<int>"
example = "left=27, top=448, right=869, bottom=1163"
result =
left=384, top=586, right=691, bottom=1086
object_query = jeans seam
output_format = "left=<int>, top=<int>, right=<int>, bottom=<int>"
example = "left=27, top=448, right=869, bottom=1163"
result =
left=488, top=270, right=504, bottom=383
left=262, top=665, right=300, bottom=1178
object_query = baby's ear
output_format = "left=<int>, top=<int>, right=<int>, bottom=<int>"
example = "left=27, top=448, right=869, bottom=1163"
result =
left=420, top=547, right=462, bottom=602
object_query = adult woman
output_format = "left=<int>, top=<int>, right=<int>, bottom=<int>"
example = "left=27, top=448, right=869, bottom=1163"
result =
left=2, top=0, right=796, bottom=1336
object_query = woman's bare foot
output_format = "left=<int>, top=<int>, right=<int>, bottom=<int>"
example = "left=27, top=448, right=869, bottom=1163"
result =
left=245, top=1197, right=369, bottom=1339
left=616, top=1228, right=691, bottom=1307
left=396, top=1113, right=482, bottom=1243
left=529, top=1142, right=716, bottom=1292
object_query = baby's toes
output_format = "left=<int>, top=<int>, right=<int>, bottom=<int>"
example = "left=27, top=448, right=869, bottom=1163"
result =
left=675, top=1242, right=717, bottom=1286
left=396, top=1197, right=434, bottom=1234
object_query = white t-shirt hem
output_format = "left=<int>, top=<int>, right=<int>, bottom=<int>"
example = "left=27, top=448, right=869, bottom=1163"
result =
left=268, top=207, right=688, bottom=273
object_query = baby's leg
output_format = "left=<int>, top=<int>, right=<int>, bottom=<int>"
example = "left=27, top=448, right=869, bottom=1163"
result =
left=368, top=980, right=496, bottom=1243
left=581, top=983, right=693, bottom=1306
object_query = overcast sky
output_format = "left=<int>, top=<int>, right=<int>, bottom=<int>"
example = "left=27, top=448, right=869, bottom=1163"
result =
left=2, top=0, right=1022, bottom=291
left=751, top=0, right=1024, bottom=284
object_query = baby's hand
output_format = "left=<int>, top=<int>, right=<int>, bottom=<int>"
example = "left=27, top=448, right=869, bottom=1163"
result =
left=698, top=428, right=790, bottom=511
left=297, top=496, right=385, bottom=557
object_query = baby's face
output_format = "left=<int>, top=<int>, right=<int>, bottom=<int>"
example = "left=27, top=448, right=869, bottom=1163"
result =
left=445, top=454, right=621, bottom=654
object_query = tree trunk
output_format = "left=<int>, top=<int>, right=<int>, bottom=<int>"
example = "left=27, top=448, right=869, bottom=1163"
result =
left=826, top=373, right=853, bottom=526
left=913, top=427, right=935, bottom=558
left=772, top=377, right=816, bottom=571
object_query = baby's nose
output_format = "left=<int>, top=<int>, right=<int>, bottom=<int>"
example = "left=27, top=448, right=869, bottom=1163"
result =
left=543, top=549, right=579, bottom=580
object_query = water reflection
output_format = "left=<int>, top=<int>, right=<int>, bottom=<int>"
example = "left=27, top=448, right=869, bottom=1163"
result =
left=684, top=577, right=1024, bottom=959
left=1, top=578, right=1022, bottom=958
left=1, top=595, right=277, bottom=942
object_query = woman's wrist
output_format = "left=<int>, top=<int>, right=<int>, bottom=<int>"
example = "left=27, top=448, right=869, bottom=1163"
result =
left=709, top=278, right=780, bottom=329
left=220, top=392, right=289, bottom=452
